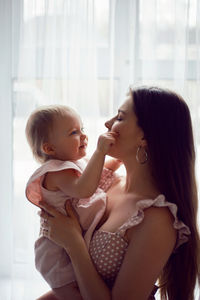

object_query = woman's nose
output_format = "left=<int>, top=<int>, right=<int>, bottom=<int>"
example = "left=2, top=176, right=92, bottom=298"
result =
left=105, top=118, right=113, bottom=130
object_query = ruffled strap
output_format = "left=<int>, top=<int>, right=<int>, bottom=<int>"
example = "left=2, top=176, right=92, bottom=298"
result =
left=118, top=194, right=191, bottom=250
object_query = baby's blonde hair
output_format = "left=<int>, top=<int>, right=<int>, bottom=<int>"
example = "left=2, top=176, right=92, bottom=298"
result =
left=26, top=105, right=72, bottom=163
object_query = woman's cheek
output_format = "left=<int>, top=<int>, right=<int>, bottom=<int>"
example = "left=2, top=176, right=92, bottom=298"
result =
left=111, top=122, right=120, bottom=133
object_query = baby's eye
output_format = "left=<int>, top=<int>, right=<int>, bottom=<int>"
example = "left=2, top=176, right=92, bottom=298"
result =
left=70, top=130, right=78, bottom=135
left=81, top=127, right=84, bottom=132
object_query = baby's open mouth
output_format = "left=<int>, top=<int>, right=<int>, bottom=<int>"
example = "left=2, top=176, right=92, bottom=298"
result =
left=79, top=144, right=87, bottom=149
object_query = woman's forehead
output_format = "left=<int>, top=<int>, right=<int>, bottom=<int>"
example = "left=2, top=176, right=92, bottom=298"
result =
left=119, top=95, right=133, bottom=112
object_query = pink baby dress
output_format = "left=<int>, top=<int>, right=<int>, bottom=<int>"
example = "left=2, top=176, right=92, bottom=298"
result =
left=26, top=158, right=117, bottom=288
left=89, top=194, right=191, bottom=298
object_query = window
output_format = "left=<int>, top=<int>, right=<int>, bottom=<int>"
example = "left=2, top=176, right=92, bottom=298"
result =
left=1, top=1, right=200, bottom=299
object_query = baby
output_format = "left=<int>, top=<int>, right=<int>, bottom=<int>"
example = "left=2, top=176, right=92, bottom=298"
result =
left=25, top=105, right=121, bottom=299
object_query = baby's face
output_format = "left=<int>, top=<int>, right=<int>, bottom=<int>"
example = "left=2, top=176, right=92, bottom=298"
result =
left=49, top=109, right=88, bottom=161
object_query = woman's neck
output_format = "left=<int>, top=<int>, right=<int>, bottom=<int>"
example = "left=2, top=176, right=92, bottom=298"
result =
left=123, top=159, right=160, bottom=199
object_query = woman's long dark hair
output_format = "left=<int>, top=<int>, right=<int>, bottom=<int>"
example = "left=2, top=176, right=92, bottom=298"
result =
left=132, top=86, right=200, bottom=300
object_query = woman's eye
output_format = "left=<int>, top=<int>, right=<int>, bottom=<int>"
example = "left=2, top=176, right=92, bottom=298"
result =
left=117, top=116, right=123, bottom=121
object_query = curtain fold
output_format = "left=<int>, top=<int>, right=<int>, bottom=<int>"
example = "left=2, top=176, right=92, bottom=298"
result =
left=1, top=0, right=199, bottom=299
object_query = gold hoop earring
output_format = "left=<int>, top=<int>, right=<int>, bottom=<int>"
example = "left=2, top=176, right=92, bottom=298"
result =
left=136, top=146, right=148, bottom=164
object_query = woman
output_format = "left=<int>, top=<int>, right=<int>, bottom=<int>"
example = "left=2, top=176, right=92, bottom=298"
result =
left=38, top=86, right=200, bottom=300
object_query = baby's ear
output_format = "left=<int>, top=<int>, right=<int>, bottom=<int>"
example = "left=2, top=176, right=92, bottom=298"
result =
left=42, top=143, right=55, bottom=155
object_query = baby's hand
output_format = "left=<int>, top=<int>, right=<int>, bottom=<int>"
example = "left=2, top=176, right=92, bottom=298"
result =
left=97, top=132, right=118, bottom=155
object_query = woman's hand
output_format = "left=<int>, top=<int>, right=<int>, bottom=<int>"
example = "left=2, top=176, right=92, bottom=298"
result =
left=39, top=200, right=83, bottom=254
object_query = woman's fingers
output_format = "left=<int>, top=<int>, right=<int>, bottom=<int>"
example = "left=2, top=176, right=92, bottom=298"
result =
left=39, top=201, right=59, bottom=217
left=37, top=200, right=83, bottom=248
left=65, top=201, right=76, bottom=219
left=65, top=201, right=82, bottom=233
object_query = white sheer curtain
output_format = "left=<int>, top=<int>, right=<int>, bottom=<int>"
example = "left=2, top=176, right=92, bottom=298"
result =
left=1, top=0, right=200, bottom=299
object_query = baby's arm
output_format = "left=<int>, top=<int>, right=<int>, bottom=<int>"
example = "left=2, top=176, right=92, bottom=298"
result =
left=104, top=158, right=122, bottom=172
left=81, top=151, right=122, bottom=172
left=46, top=132, right=117, bottom=199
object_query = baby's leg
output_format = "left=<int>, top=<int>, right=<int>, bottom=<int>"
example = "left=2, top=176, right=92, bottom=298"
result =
left=53, top=281, right=82, bottom=300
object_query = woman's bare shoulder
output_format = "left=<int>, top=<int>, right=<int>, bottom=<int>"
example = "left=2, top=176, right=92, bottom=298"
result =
left=127, top=205, right=177, bottom=243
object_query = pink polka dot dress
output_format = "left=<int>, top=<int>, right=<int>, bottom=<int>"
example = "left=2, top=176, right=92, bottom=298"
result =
left=89, top=194, right=191, bottom=298
left=90, top=231, right=128, bottom=287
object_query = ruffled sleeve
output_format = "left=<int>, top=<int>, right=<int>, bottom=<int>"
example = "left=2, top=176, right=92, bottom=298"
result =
left=118, top=194, right=191, bottom=250
left=25, top=159, right=84, bottom=207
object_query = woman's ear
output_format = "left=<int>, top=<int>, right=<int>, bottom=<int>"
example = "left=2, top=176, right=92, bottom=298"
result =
left=138, top=129, right=148, bottom=147
left=42, top=143, right=55, bottom=156
left=141, top=136, right=148, bottom=147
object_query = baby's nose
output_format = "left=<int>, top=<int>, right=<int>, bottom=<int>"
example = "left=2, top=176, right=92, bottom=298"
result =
left=81, top=133, right=87, bottom=140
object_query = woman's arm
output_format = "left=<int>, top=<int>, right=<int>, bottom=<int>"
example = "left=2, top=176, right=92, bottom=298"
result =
left=47, top=132, right=117, bottom=198
left=112, top=207, right=177, bottom=300
left=67, top=237, right=111, bottom=300
left=39, top=202, right=176, bottom=300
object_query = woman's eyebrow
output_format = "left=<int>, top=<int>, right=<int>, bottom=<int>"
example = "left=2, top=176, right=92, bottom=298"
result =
left=118, top=109, right=126, bottom=114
